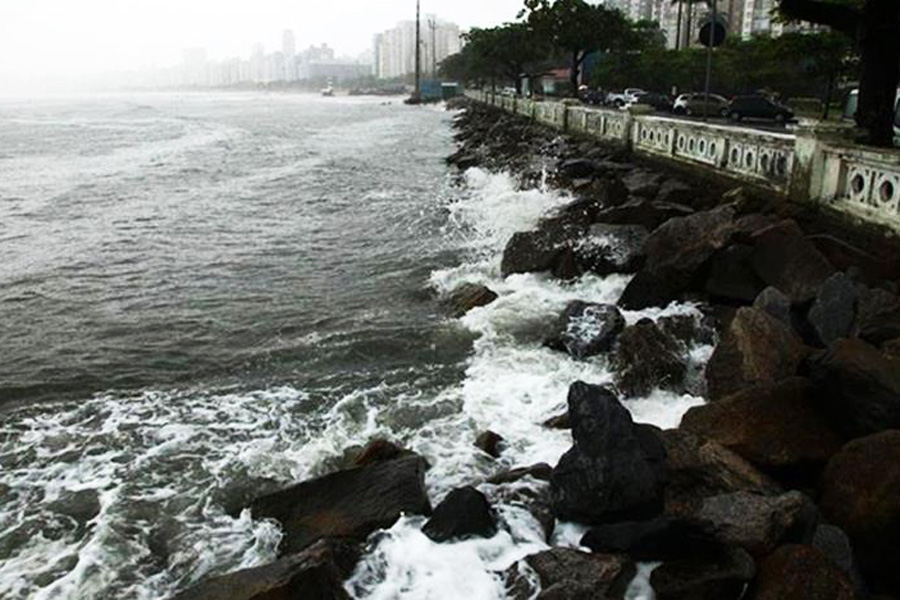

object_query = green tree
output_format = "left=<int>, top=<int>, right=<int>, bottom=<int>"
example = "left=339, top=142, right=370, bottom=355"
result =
left=522, top=0, right=632, bottom=96
left=779, top=0, right=900, bottom=146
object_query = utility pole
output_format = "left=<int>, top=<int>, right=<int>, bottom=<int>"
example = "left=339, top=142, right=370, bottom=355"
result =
left=414, top=0, right=421, bottom=98
left=702, top=0, right=717, bottom=122
left=675, top=0, right=684, bottom=51
left=429, top=18, right=437, bottom=78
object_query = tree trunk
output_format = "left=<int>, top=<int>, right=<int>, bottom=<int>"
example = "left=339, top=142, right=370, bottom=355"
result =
left=571, top=51, right=581, bottom=97
left=675, top=1, right=684, bottom=50
left=856, top=0, right=900, bottom=147
left=515, top=75, right=523, bottom=95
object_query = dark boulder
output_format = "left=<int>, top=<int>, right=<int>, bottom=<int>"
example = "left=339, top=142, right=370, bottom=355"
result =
left=574, top=224, right=648, bottom=276
left=250, top=455, right=431, bottom=555
left=659, top=429, right=782, bottom=517
left=807, top=273, right=859, bottom=347
left=656, top=179, right=695, bottom=206
left=612, top=319, right=687, bottom=398
left=422, top=486, right=497, bottom=543
left=681, top=378, right=843, bottom=477
left=810, top=233, right=900, bottom=285
left=580, top=517, right=717, bottom=561
left=753, top=287, right=793, bottom=328
left=705, top=307, right=806, bottom=401
left=558, top=158, right=603, bottom=180
left=748, top=544, right=856, bottom=600
left=856, top=285, right=900, bottom=346
left=172, top=538, right=359, bottom=600
left=353, top=439, right=414, bottom=467
left=474, top=430, right=504, bottom=458
left=704, top=244, right=767, bottom=304
left=749, top=220, right=835, bottom=305
left=500, top=215, right=586, bottom=278
left=595, top=199, right=694, bottom=232
left=812, top=524, right=865, bottom=594
left=505, top=548, right=636, bottom=600
left=445, top=283, right=498, bottom=318
left=807, top=338, right=900, bottom=438
left=619, top=206, right=737, bottom=310
left=650, top=548, right=756, bottom=600
left=622, top=169, right=664, bottom=198
left=545, top=302, right=626, bottom=359
left=550, top=382, right=666, bottom=524
left=693, top=491, right=812, bottom=556
left=820, top=430, right=900, bottom=592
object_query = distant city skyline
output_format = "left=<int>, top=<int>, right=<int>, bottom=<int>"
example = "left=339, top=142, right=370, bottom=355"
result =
left=0, top=0, right=525, bottom=90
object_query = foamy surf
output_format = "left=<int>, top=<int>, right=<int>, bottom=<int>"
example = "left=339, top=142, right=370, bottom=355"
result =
left=0, top=159, right=709, bottom=599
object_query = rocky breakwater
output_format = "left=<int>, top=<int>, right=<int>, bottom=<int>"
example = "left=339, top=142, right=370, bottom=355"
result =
left=442, top=99, right=900, bottom=599
left=172, top=99, right=900, bottom=600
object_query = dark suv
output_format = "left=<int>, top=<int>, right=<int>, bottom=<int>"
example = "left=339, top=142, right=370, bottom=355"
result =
left=727, top=96, right=795, bottom=123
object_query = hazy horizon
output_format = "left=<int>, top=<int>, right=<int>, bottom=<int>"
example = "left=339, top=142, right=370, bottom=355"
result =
left=0, top=0, right=526, bottom=92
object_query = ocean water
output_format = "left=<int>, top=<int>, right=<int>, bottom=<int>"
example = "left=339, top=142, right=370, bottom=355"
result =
left=0, top=92, right=707, bottom=599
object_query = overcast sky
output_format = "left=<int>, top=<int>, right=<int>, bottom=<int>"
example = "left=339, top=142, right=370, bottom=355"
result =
left=0, top=0, right=525, bottom=86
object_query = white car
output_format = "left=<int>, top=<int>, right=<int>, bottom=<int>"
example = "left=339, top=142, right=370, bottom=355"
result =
left=607, top=88, right=646, bottom=107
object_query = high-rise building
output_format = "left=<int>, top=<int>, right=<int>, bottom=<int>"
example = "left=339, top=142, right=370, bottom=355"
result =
left=374, top=18, right=462, bottom=80
left=282, top=30, right=296, bottom=58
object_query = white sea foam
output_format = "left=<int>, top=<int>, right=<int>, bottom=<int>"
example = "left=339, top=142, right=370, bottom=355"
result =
left=350, top=168, right=705, bottom=598
left=1, top=164, right=703, bottom=599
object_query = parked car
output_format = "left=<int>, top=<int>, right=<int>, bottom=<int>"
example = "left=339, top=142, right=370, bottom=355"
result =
left=727, top=95, right=795, bottom=123
left=629, top=92, right=674, bottom=112
left=673, top=93, right=730, bottom=117
left=581, top=89, right=607, bottom=106
left=607, top=88, right=646, bottom=107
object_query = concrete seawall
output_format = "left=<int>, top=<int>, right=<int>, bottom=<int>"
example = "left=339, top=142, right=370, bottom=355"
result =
left=466, top=90, right=900, bottom=235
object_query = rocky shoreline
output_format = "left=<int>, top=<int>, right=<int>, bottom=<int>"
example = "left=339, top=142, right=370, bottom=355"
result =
left=175, top=99, right=900, bottom=599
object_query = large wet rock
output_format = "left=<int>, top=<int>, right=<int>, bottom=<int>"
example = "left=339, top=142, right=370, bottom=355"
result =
left=474, top=430, right=504, bottom=458
left=445, top=283, right=498, bottom=318
left=172, top=538, right=359, bottom=600
left=856, top=285, right=900, bottom=345
left=619, top=206, right=737, bottom=310
left=812, top=524, right=865, bottom=594
left=650, top=548, right=756, bottom=600
left=249, top=455, right=431, bottom=555
left=748, top=544, right=856, bottom=600
left=352, top=439, right=415, bottom=467
left=807, top=338, right=900, bottom=438
left=820, top=430, right=900, bottom=592
left=595, top=199, right=694, bottom=232
left=505, top=548, right=636, bottom=600
left=501, top=220, right=584, bottom=279
left=704, top=244, right=767, bottom=303
left=544, top=302, right=625, bottom=359
left=550, top=382, right=666, bottom=524
left=659, top=429, right=782, bottom=516
left=705, top=307, right=806, bottom=401
left=682, top=378, right=843, bottom=478
left=612, top=319, right=687, bottom=398
left=753, top=287, right=793, bottom=327
left=574, top=224, right=648, bottom=276
left=750, top=220, right=835, bottom=304
left=580, top=516, right=717, bottom=561
left=623, top=169, right=664, bottom=198
left=693, top=491, right=812, bottom=556
left=807, top=273, right=859, bottom=346
left=422, top=486, right=497, bottom=543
